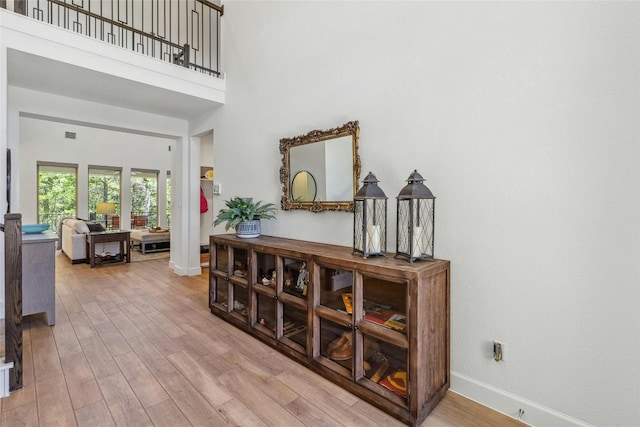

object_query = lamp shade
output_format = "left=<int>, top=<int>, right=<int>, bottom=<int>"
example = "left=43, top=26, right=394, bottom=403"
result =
left=96, top=202, right=116, bottom=215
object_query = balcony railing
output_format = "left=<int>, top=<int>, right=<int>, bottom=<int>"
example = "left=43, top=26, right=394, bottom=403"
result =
left=2, top=0, right=223, bottom=77
left=39, top=210, right=166, bottom=231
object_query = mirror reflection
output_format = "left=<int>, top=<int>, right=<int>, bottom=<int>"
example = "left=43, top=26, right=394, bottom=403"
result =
left=280, top=120, right=361, bottom=212
left=291, top=171, right=317, bottom=202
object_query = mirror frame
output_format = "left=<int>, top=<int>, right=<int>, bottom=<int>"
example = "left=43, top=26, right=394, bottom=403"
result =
left=280, top=120, right=361, bottom=212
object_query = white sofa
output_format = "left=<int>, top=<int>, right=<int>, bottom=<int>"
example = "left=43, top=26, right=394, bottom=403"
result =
left=60, top=218, right=120, bottom=263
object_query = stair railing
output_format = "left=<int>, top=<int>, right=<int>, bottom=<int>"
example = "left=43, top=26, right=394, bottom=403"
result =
left=1, top=0, right=223, bottom=77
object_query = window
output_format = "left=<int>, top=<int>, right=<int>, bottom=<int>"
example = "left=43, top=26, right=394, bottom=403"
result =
left=37, top=162, right=78, bottom=229
left=131, top=169, right=158, bottom=228
left=89, top=166, right=121, bottom=225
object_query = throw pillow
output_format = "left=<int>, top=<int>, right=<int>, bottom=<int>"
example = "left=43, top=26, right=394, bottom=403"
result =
left=73, top=220, right=90, bottom=234
left=86, top=222, right=105, bottom=232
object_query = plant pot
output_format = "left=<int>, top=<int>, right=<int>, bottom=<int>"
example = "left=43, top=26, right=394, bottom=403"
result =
left=236, top=220, right=260, bottom=238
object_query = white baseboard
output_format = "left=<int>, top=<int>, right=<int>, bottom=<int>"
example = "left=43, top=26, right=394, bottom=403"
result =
left=171, top=263, right=202, bottom=276
left=0, top=358, right=14, bottom=398
left=451, top=372, right=595, bottom=427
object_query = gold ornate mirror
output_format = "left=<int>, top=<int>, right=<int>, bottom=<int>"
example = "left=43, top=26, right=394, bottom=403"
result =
left=280, top=120, right=361, bottom=212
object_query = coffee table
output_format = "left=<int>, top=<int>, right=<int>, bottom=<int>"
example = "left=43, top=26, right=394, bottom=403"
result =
left=130, top=229, right=170, bottom=254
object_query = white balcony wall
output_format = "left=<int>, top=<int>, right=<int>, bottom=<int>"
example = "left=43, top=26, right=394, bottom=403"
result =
left=3, top=0, right=221, bottom=74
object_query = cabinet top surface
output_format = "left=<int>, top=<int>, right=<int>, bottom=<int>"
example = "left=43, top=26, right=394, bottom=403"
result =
left=22, top=230, right=58, bottom=244
left=211, top=233, right=449, bottom=273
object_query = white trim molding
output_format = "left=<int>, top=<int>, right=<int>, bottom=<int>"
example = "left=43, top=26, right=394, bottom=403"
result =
left=451, top=372, right=596, bottom=427
left=0, top=358, right=13, bottom=398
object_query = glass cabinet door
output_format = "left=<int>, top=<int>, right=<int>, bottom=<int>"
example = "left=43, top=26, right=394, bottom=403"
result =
left=210, top=275, right=228, bottom=309
left=319, top=266, right=354, bottom=314
left=281, top=302, right=307, bottom=352
left=228, top=247, right=249, bottom=319
left=314, top=262, right=356, bottom=378
left=211, top=244, right=248, bottom=278
left=209, top=242, right=249, bottom=319
left=230, top=247, right=248, bottom=278
left=211, top=242, right=229, bottom=275
left=360, top=334, right=408, bottom=406
left=254, top=291, right=276, bottom=337
left=282, top=257, right=309, bottom=299
left=251, top=251, right=308, bottom=355
left=277, top=256, right=309, bottom=354
left=255, top=251, right=277, bottom=289
left=230, top=283, right=248, bottom=318
left=319, top=318, right=353, bottom=378
left=253, top=250, right=278, bottom=337
left=209, top=243, right=229, bottom=309
left=361, top=274, right=407, bottom=335
left=355, top=273, right=409, bottom=407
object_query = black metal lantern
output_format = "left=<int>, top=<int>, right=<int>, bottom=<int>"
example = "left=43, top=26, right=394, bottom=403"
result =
left=354, top=172, right=387, bottom=258
left=396, top=170, right=435, bottom=262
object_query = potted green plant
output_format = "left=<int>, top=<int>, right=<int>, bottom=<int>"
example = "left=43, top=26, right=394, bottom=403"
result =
left=214, top=197, right=277, bottom=238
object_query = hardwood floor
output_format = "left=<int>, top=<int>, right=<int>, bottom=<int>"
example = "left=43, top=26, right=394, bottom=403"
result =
left=0, top=253, right=527, bottom=426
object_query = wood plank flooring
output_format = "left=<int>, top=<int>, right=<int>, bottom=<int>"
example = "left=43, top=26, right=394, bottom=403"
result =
left=0, top=253, right=527, bottom=426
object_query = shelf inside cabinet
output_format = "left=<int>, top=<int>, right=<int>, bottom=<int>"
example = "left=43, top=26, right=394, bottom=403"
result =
left=318, top=264, right=354, bottom=311
left=282, top=257, right=309, bottom=299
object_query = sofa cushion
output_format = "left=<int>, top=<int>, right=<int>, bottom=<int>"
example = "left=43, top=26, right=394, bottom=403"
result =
left=86, top=222, right=105, bottom=232
left=73, top=220, right=90, bottom=234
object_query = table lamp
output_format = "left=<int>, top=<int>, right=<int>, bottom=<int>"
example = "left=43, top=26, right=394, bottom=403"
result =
left=96, top=202, right=116, bottom=227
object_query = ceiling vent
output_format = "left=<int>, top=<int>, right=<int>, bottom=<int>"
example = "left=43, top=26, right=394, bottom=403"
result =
left=65, top=131, right=76, bottom=139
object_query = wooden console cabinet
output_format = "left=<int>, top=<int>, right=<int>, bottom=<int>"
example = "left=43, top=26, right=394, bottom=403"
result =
left=22, top=230, right=58, bottom=325
left=209, top=234, right=450, bottom=426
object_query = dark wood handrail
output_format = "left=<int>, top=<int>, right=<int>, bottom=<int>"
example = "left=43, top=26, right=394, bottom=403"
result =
left=2, top=213, right=23, bottom=391
left=198, top=0, right=224, bottom=16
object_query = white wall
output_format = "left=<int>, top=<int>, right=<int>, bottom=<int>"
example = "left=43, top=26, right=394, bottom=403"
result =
left=18, top=116, right=173, bottom=227
left=200, top=2, right=640, bottom=426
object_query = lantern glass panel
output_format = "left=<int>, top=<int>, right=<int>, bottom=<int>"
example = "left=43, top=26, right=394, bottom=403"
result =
left=354, top=200, right=364, bottom=252
left=365, top=199, right=385, bottom=254
left=396, top=199, right=411, bottom=255
left=417, top=199, right=434, bottom=257
left=355, top=199, right=386, bottom=256
left=396, top=198, right=434, bottom=260
left=408, top=199, right=434, bottom=258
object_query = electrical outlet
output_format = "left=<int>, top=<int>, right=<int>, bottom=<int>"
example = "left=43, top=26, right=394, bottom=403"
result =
left=493, top=340, right=506, bottom=362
